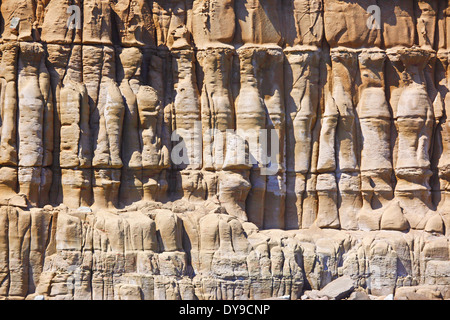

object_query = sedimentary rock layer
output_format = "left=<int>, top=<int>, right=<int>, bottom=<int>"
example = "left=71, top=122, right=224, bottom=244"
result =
left=0, top=0, right=448, bottom=300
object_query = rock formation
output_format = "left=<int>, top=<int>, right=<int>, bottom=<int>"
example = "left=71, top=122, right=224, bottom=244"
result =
left=0, top=0, right=448, bottom=300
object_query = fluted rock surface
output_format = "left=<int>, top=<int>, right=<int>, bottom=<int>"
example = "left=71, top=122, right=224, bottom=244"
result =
left=0, top=0, right=449, bottom=300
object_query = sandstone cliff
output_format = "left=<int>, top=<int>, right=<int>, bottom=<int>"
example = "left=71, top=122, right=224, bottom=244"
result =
left=0, top=0, right=449, bottom=300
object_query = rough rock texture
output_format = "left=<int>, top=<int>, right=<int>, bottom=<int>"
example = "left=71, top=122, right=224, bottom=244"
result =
left=0, top=0, right=449, bottom=300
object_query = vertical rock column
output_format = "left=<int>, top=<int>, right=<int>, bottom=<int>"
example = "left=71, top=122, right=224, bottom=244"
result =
left=321, top=0, right=382, bottom=230
left=316, top=48, right=361, bottom=230
left=197, top=48, right=244, bottom=214
left=149, top=3, right=181, bottom=203
left=45, top=44, right=86, bottom=207
left=333, top=48, right=361, bottom=231
left=197, top=48, right=234, bottom=172
left=36, top=0, right=87, bottom=208
left=314, top=54, right=337, bottom=229
left=138, top=82, right=168, bottom=203
left=435, top=0, right=450, bottom=233
left=415, top=0, right=444, bottom=233
left=69, top=0, right=123, bottom=210
left=0, top=0, right=37, bottom=42
left=357, top=49, right=393, bottom=231
left=192, top=0, right=251, bottom=220
left=146, top=51, right=172, bottom=203
left=152, top=0, right=205, bottom=202
left=113, top=0, right=160, bottom=205
left=415, top=0, right=439, bottom=50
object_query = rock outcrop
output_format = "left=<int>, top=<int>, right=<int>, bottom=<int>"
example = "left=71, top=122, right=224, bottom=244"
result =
left=0, top=0, right=448, bottom=300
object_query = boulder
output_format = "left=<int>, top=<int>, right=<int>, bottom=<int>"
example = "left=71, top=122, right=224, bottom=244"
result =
left=317, top=276, right=355, bottom=300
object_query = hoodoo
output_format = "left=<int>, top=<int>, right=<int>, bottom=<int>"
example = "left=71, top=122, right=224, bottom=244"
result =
left=0, top=0, right=448, bottom=300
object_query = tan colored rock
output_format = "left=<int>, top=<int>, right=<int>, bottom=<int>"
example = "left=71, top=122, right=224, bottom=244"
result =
left=380, top=0, right=415, bottom=48
left=395, top=285, right=444, bottom=300
left=1, top=0, right=37, bottom=41
left=315, top=173, right=339, bottom=229
left=155, top=209, right=183, bottom=252
left=324, top=0, right=381, bottom=48
left=317, top=275, right=354, bottom=300
left=111, top=0, right=155, bottom=47
left=192, top=0, right=236, bottom=48
left=152, top=0, right=191, bottom=50
left=18, top=42, right=50, bottom=168
left=0, top=0, right=449, bottom=301
left=416, top=0, right=439, bottom=49
left=425, top=214, right=445, bottom=234
left=197, top=48, right=235, bottom=172
left=172, top=49, right=201, bottom=171
left=116, top=284, right=142, bottom=300
left=218, top=171, right=251, bottom=221
left=380, top=201, right=410, bottom=231
left=235, top=0, right=282, bottom=46
left=357, top=49, right=393, bottom=214
left=283, top=0, right=323, bottom=48
left=61, top=169, right=92, bottom=208
left=0, top=43, right=19, bottom=166
left=92, top=169, right=121, bottom=210
left=40, top=0, right=82, bottom=44
left=284, top=49, right=320, bottom=229
left=83, top=0, right=112, bottom=45
left=59, top=79, right=89, bottom=169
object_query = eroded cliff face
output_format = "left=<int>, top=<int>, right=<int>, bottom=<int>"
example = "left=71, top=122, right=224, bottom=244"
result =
left=0, top=0, right=449, bottom=300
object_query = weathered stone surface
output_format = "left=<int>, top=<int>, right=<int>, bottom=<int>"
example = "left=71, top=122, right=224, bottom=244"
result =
left=348, top=290, right=371, bottom=300
left=0, top=0, right=448, bottom=301
left=317, top=275, right=355, bottom=300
